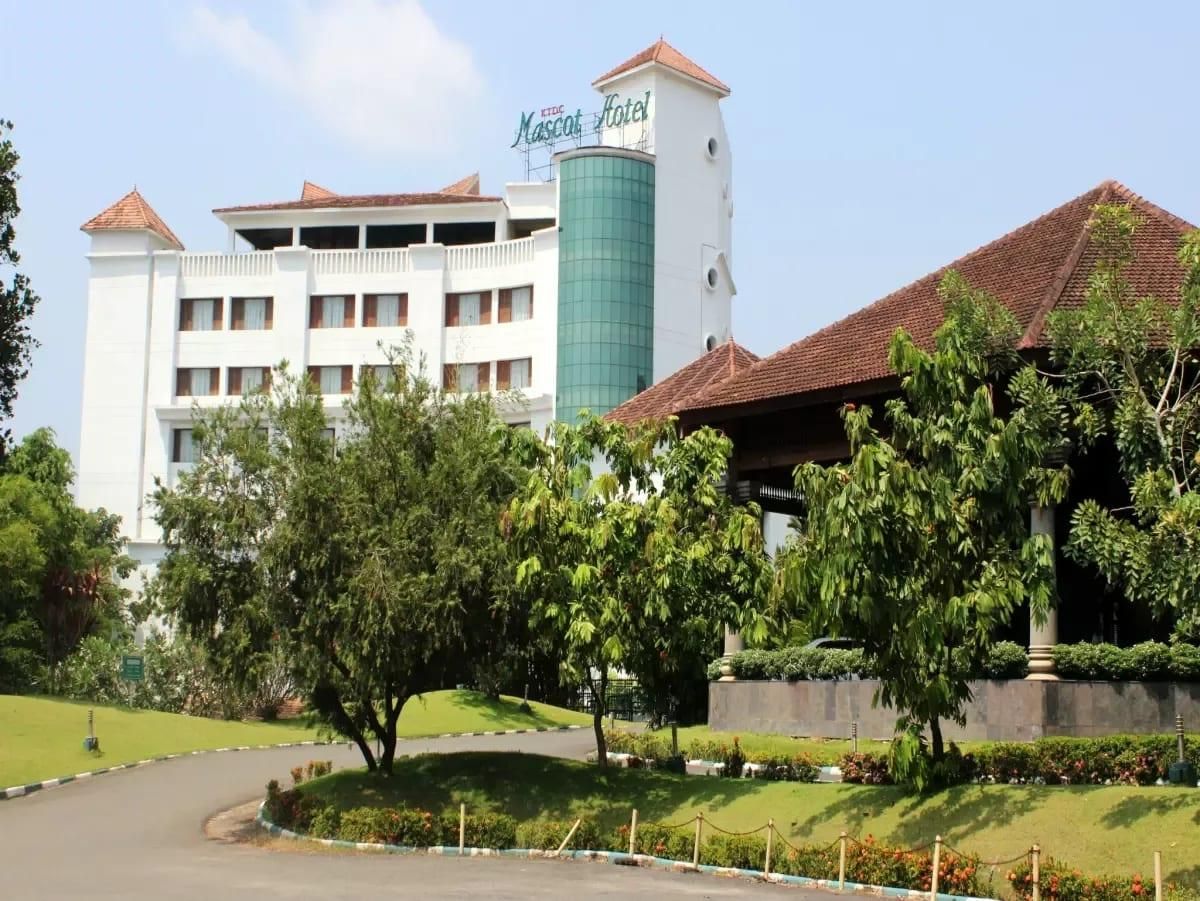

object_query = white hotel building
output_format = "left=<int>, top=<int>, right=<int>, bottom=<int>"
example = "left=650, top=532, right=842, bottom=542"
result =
left=77, top=39, right=736, bottom=582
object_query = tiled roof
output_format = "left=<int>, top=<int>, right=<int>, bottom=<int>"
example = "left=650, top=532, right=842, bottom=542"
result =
left=605, top=340, right=759, bottom=424
left=214, top=190, right=500, bottom=214
left=80, top=188, right=184, bottom=250
left=440, top=172, right=481, bottom=195
left=686, top=181, right=1195, bottom=416
left=300, top=181, right=337, bottom=201
left=593, top=39, right=730, bottom=96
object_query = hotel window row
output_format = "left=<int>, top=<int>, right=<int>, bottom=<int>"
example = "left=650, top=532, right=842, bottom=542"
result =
left=178, top=287, right=534, bottom=333
left=175, top=366, right=272, bottom=397
left=442, top=358, right=532, bottom=393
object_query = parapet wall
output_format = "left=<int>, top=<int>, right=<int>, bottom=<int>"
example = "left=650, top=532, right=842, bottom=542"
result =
left=707, top=679, right=1200, bottom=741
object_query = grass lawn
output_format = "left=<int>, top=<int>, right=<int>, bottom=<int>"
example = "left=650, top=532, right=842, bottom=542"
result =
left=302, top=752, right=1200, bottom=889
left=664, top=725, right=894, bottom=763
left=395, top=690, right=594, bottom=737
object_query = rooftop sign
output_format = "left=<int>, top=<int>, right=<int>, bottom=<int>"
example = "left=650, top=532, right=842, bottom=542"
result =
left=511, top=91, right=652, bottom=149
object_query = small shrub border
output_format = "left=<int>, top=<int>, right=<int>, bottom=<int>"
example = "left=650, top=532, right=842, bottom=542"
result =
left=603, top=730, right=823, bottom=781
left=838, top=734, right=1200, bottom=787
left=262, top=787, right=987, bottom=897
left=1007, top=857, right=1200, bottom=901
left=715, top=641, right=1200, bottom=683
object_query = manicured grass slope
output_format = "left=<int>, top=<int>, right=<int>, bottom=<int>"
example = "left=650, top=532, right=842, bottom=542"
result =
left=0, top=695, right=321, bottom=788
left=396, top=690, right=594, bottom=736
left=303, top=752, right=1200, bottom=887
left=668, top=725, right=895, bottom=762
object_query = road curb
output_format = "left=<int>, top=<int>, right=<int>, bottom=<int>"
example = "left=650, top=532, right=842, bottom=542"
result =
left=256, top=803, right=997, bottom=901
left=1, top=724, right=585, bottom=802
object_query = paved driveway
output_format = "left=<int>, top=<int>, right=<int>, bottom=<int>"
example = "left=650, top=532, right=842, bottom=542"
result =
left=0, top=731, right=811, bottom=900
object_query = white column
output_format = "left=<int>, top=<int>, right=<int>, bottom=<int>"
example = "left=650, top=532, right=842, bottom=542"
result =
left=719, top=625, right=744, bottom=681
left=1027, top=504, right=1060, bottom=680
left=358, top=224, right=367, bottom=249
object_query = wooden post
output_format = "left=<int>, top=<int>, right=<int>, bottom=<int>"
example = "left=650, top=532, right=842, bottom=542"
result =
left=458, top=803, right=465, bottom=854
left=838, top=831, right=848, bottom=889
left=693, top=813, right=704, bottom=868
left=1154, top=851, right=1163, bottom=901
left=629, top=808, right=638, bottom=855
left=1031, top=845, right=1041, bottom=901
left=555, top=818, right=582, bottom=856
left=764, top=819, right=774, bottom=877
left=930, top=835, right=942, bottom=901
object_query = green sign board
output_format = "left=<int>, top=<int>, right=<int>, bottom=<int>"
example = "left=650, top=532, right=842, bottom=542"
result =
left=511, top=91, right=652, bottom=149
left=121, top=654, right=144, bottom=682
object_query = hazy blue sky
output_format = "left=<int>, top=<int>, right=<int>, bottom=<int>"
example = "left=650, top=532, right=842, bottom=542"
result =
left=4, top=0, right=1199, bottom=462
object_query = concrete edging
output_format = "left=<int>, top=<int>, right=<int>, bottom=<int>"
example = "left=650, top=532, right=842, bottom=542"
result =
left=256, top=803, right=997, bottom=901
left=0, top=724, right=585, bottom=802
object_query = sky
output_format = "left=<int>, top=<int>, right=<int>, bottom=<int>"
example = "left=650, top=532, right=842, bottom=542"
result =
left=3, top=0, right=1199, bottom=463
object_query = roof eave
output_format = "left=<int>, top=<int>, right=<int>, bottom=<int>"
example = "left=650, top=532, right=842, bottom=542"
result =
left=592, top=60, right=730, bottom=97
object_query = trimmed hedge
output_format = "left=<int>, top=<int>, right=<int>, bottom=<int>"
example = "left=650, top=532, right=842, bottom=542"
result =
left=1008, top=857, right=1200, bottom=901
left=838, top=734, right=1200, bottom=787
left=603, top=729, right=821, bottom=780
left=717, top=640, right=1200, bottom=683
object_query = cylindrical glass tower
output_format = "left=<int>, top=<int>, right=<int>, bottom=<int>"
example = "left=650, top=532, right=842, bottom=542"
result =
left=555, top=147, right=655, bottom=424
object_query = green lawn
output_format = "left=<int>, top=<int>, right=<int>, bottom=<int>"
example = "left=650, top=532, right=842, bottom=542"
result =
left=665, top=725, right=895, bottom=763
left=302, top=752, right=1200, bottom=889
left=1, top=690, right=593, bottom=789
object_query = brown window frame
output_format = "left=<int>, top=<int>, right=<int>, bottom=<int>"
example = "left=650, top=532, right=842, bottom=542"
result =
left=497, top=286, right=533, bottom=324
left=227, top=366, right=271, bottom=395
left=363, top=293, right=408, bottom=328
left=171, top=428, right=194, bottom=463
left=496, top=357, right=532, bottom=391
left=179, top=298, right=223, bottom=331
left=306, top=365, right=353, bottom=395
left=175, top=367, right=220, bottom=397
left=231, top=297, right=274, bottom=331
left=309, top=295, right=355, bottom=329
left=444, top=291, right=491, bottom=327
left=442, top=362, right=490, bottom=393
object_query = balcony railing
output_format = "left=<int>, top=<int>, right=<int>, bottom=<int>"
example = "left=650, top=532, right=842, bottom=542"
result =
left=312, top=248, right=411, bottom=276
left=445, top=237, right=535, bottom=271
left=180, top=251, right=275, bottom=279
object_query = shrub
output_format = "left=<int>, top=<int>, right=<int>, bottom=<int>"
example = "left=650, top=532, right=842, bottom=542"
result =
left=839, top=752, right=893, bottom=784
left=1170, top=642, right=1200, bottom=679
left=618, top=822, right=694, bottom=860
left=703, top=833, right=768, bottom=869
left=308, top=805, right=341, bottom=838
left=721, top=737, right=746, bottom=778
left=706, top=658, right=725, bottom=681
left=717, top=642, right=1032, bottom=682
left=659, top=754, right=687, bottom=775
left=456, top=812, right=517, bottom=849
left=264, top=779, right=326, bottom=832
left=1052, top=641, right=1200, bottom=681
left=306, top=760, right=333, bottom=780
left=980, top=641, right=1030, bottom=678
left=755, top=753, right=821, bottom=782
left=338, top=807, right=443, bottom=845
left=684, top=736, right=726, bottom=762
left=516, top=818, right=603, bottom=852
left=1007, top=857, right=1200, bottom=901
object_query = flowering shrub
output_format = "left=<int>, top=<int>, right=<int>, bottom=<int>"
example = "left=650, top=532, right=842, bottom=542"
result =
left=1008, top=858, right=1200, bottom=901
left=721, top=737, right=747, bottom=778
left=839, top=752, right=893, bottom=785
left=264, top=779, right=330, bottom=832
left=516, top=819, right=603, bottom=852
left=757, top=753, right=821, bottom=782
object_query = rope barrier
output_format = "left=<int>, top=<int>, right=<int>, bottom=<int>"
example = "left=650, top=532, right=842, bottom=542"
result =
left=846, top=835, right=935, bottom=855
left=705, top=820, right=771, bottom=837
left=642, top=816, right=698, bottom=831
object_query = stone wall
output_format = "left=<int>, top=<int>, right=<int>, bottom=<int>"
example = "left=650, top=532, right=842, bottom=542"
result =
left=708, top=679, right=1200, bottom=741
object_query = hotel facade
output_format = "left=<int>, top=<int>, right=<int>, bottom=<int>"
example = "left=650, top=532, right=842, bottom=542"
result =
left=76, top=40, right=735, bottom=585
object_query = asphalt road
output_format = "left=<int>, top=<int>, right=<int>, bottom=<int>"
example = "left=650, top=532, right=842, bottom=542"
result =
left=0, top=731, right=813, bottom=900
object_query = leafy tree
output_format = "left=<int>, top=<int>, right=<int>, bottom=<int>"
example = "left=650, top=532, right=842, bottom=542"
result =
left=506, top=415, right=771, bottom=765
left=0, top=428, right=133, bottom=692
left=775, top=275, right=1070, bottom=785
left=0, top=120, right=40, bottom=458
left=1047, top=204, right=1200, bottom=618
left=150, top=353, right=529, bottom=773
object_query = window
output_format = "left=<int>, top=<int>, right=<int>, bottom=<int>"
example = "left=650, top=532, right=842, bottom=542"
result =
left=172, top=428, right=197, bottom=463
left=228, top=367, right=270, bottom=395
left=368, top=364, right=394, bottom=386
left=498, top=286, right=533, bottom=323
left=496, top=358, right=531, bottom=390
left=232, top=297, right=272, bottom=330
left=176, top=367, right=219, bottom=397
left=443, top=362, right=490, bottom=393
left=321, top=427, right=336, bottom=445
left=179, top=298, right=222, bottom=331
left=309, top=295, right=355, bottom=329
left=445, top=292, right=491, bottom=327
left=364, top=294, right=407, bottom=328
left=307, top=365, right=352, bottom=395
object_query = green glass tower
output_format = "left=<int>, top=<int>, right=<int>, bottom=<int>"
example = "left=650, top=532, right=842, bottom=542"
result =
left=555, top=147, right=655, bottom=423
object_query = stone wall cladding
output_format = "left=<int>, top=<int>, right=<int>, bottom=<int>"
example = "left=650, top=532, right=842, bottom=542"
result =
left=708, top=679, right=1200, bottom=741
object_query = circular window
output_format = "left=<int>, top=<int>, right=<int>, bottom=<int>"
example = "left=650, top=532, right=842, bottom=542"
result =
left=705, top=334, right=718, bottom=352
left=706, top=267, right=719, bottom=289
left=706, top=137, right=719, bottom=159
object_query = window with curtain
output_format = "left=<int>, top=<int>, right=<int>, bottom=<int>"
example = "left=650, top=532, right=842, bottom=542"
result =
left=319, top=366, right=343, bottom=395
left=173, top=428, right=197, bottom=464
left=190, top=368, right=213, bottom=396
left=511, top=286, right=532, bottom=321
left=509, top=358, right=531, bottom=389
left=241, top=367, right=264, bottom=393
left=243, top=298, right=267, bottom=330
left=321, top=296, right=345, bottom=329
left=375, top=295, right=400, bottom=327
left=372, top=364, right=393, bottom=386
left=458, top=293, right=481, bottom=326
left=457, top=363, right=479, bottom=393
left=191, top=299, right=214, bottom=331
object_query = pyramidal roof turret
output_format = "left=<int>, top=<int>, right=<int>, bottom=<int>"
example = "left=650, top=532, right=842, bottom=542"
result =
left=593, top=38, right=729, bottom=96
left=80, top=188, right=184, bottom=250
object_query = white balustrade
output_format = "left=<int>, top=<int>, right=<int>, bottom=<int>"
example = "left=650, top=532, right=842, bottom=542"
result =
left=445, top=237, right=535, bottom=271
left=179, top=251, right=276, bottom=279
left=312, top=248, right=411, bottom=275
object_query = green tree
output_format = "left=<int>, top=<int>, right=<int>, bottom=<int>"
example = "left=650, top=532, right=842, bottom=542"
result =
left=1047, top=204, right=1200, bottom=618
left=0, top=120, right=40, bottom=458
left=776, top=275, right=1070, bottom=784
left=150, top=353, right=529, bottom=773
left=506, top=415, right=771, bottom=765
left=0, top=428, right=133, bottom=692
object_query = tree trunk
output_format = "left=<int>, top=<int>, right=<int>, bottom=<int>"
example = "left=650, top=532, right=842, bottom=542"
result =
left=379, top=701, right=402, bottom=774
left=593, top=671, right=608, bottom=768
left=929, top=716, right=944, bottom=763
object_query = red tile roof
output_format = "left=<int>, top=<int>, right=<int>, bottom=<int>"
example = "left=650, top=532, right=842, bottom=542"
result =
left=593, top=39, right=730, bottom=96
left=214, top=189, right=500, bottom=214
left=80, top=188, right=184, bottom=250
left=440, top=172, right=481, bottom=195
left=685, top=180, right=1194, bottom=416
left=605, top=340, right=759, bottom=424
left=300, top=181, right=337, bottom=201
